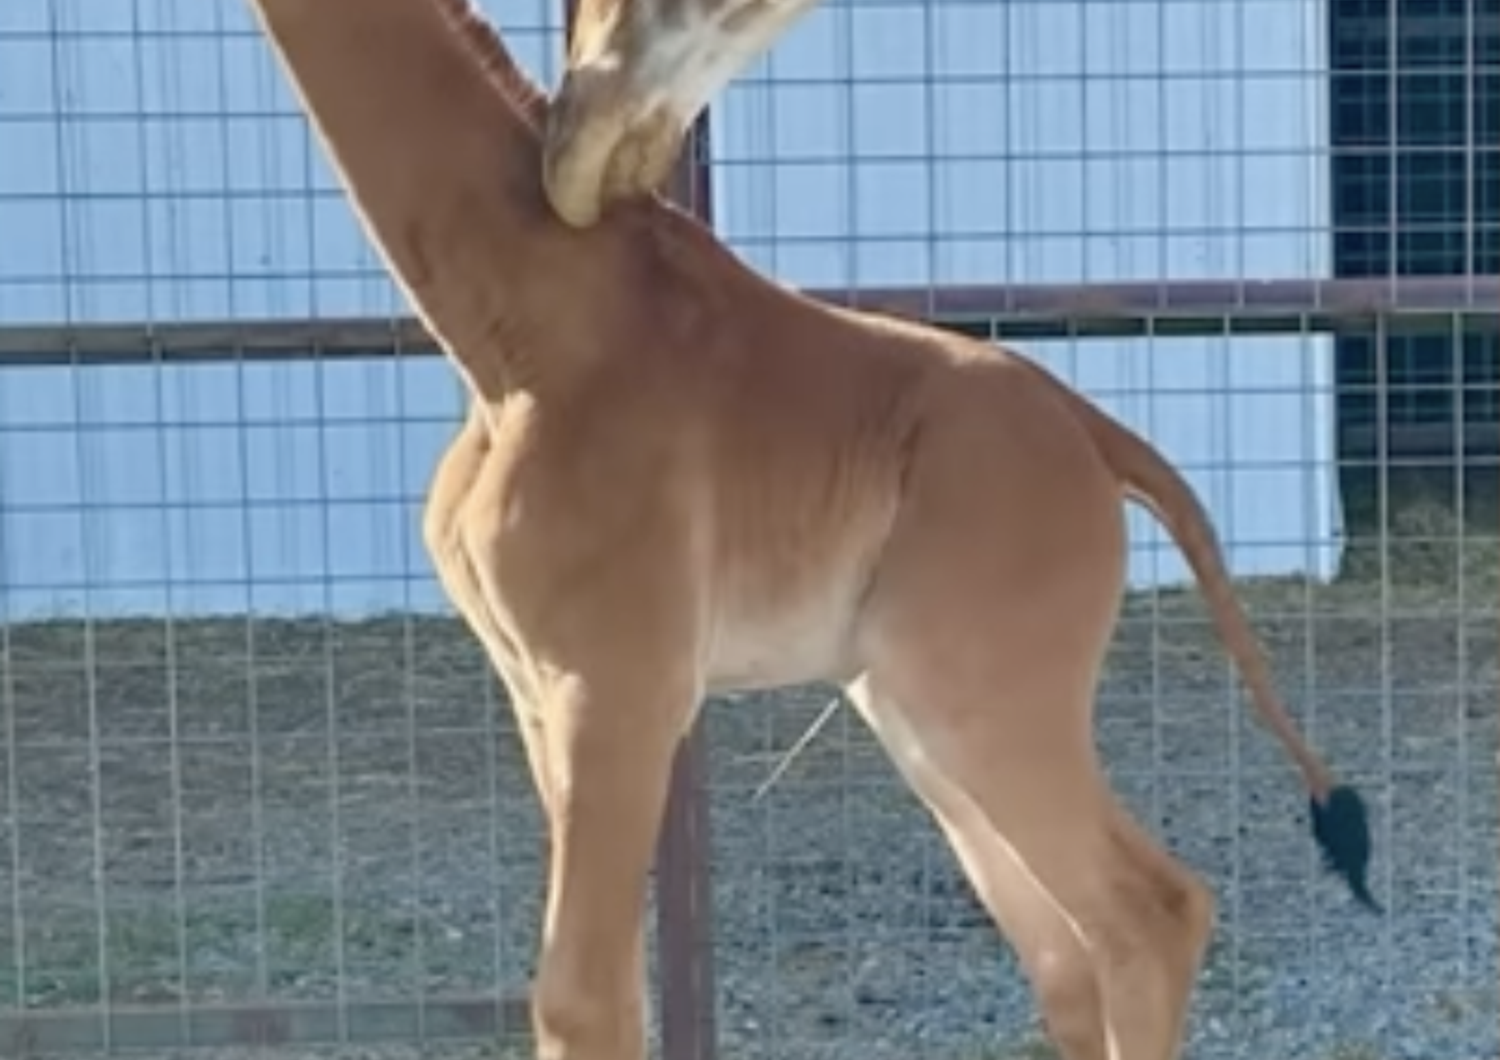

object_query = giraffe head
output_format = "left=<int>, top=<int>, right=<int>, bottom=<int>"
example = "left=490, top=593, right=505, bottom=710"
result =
left=542, top=0, right=817, bottom=227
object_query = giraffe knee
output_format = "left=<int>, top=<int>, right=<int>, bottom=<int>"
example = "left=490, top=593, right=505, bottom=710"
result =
left=1108, top=821, right=1216, bottom=967
left=531, top=958, right=642, bottom=1060
left=1028, top=943, right=1108, bottom=1057
left=1151, top=857, right=1216, bottom=969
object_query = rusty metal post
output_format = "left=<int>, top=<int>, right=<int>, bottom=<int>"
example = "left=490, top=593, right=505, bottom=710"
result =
left=652, top=87, right=722, bottom=1060
left=554, top=5, right=719, bottom=1059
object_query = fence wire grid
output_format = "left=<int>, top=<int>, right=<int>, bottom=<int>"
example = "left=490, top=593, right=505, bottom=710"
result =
left=0, top=1, right=1497, bottom=1059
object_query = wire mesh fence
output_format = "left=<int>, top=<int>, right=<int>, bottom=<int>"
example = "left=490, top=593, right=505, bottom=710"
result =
left=0, top=0, right=1496, bottom=1059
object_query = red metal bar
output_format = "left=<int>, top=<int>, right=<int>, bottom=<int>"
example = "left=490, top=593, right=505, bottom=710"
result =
left=1, top=275, right=1491, bottom=364
left=821, top=274, right=1499, bottom=321
left=1, top=996, right=534, bottom=1055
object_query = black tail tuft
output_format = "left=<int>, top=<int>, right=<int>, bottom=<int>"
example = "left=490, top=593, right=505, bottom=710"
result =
left=1309, top=785, right=1381, bottom=913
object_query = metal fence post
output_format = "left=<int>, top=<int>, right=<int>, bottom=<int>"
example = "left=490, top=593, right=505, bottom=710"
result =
left=653, top=89, right=721, bottom=1060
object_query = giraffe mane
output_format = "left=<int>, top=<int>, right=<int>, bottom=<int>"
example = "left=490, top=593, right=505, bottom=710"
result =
left=430, top=0, right=551, bottom=129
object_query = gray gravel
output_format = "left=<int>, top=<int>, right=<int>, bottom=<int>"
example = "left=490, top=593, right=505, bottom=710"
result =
left=2, top=502, right=1496, bottom=1060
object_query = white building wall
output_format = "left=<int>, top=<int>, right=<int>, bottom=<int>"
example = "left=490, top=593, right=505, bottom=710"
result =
left=0, top=0, right=1340, bottom=620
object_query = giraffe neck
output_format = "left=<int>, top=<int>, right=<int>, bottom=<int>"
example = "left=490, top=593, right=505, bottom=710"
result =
left=244, top=0, right=555, bottom=399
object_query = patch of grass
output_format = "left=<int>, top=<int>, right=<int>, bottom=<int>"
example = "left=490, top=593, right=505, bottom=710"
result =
left=958, top=1036, right=1396, bottom=1060
left=935, top=1037, right=1398, bottom=1060
left=970, top=1037, right=1060, bottom=1060
left=1317, top=1045, right=1389, bottom=1060
left=0, top=890, right=431, bottom=1009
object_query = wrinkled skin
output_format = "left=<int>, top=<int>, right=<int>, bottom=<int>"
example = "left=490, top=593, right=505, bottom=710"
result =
left=544, top=0, right=819, bottom=226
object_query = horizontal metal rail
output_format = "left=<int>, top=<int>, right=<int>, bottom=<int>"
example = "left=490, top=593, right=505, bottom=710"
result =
left=0, top=277, right=1493, bottom=365
left=0, top=993, right=533, bottom=1055
left=1340, top=422, right=1500, bottom=460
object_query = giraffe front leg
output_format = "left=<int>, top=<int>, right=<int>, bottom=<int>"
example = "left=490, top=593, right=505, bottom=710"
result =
left=521, top=665, right=700, bottom=1060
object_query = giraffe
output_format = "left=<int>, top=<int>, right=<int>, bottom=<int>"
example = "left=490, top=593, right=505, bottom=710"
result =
left=543, top=0, right=822, bottom=226
left=241, top=1, right=1376, bottom=1057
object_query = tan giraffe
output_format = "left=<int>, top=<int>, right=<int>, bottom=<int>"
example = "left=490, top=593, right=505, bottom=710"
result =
left=543, top=0, right=822, bottom=226
left=241, top=1, right=1376, bottom=1058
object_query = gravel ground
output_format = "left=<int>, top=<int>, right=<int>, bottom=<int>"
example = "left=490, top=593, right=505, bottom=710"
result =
left=1, top=495, right=1496, bottom=1060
